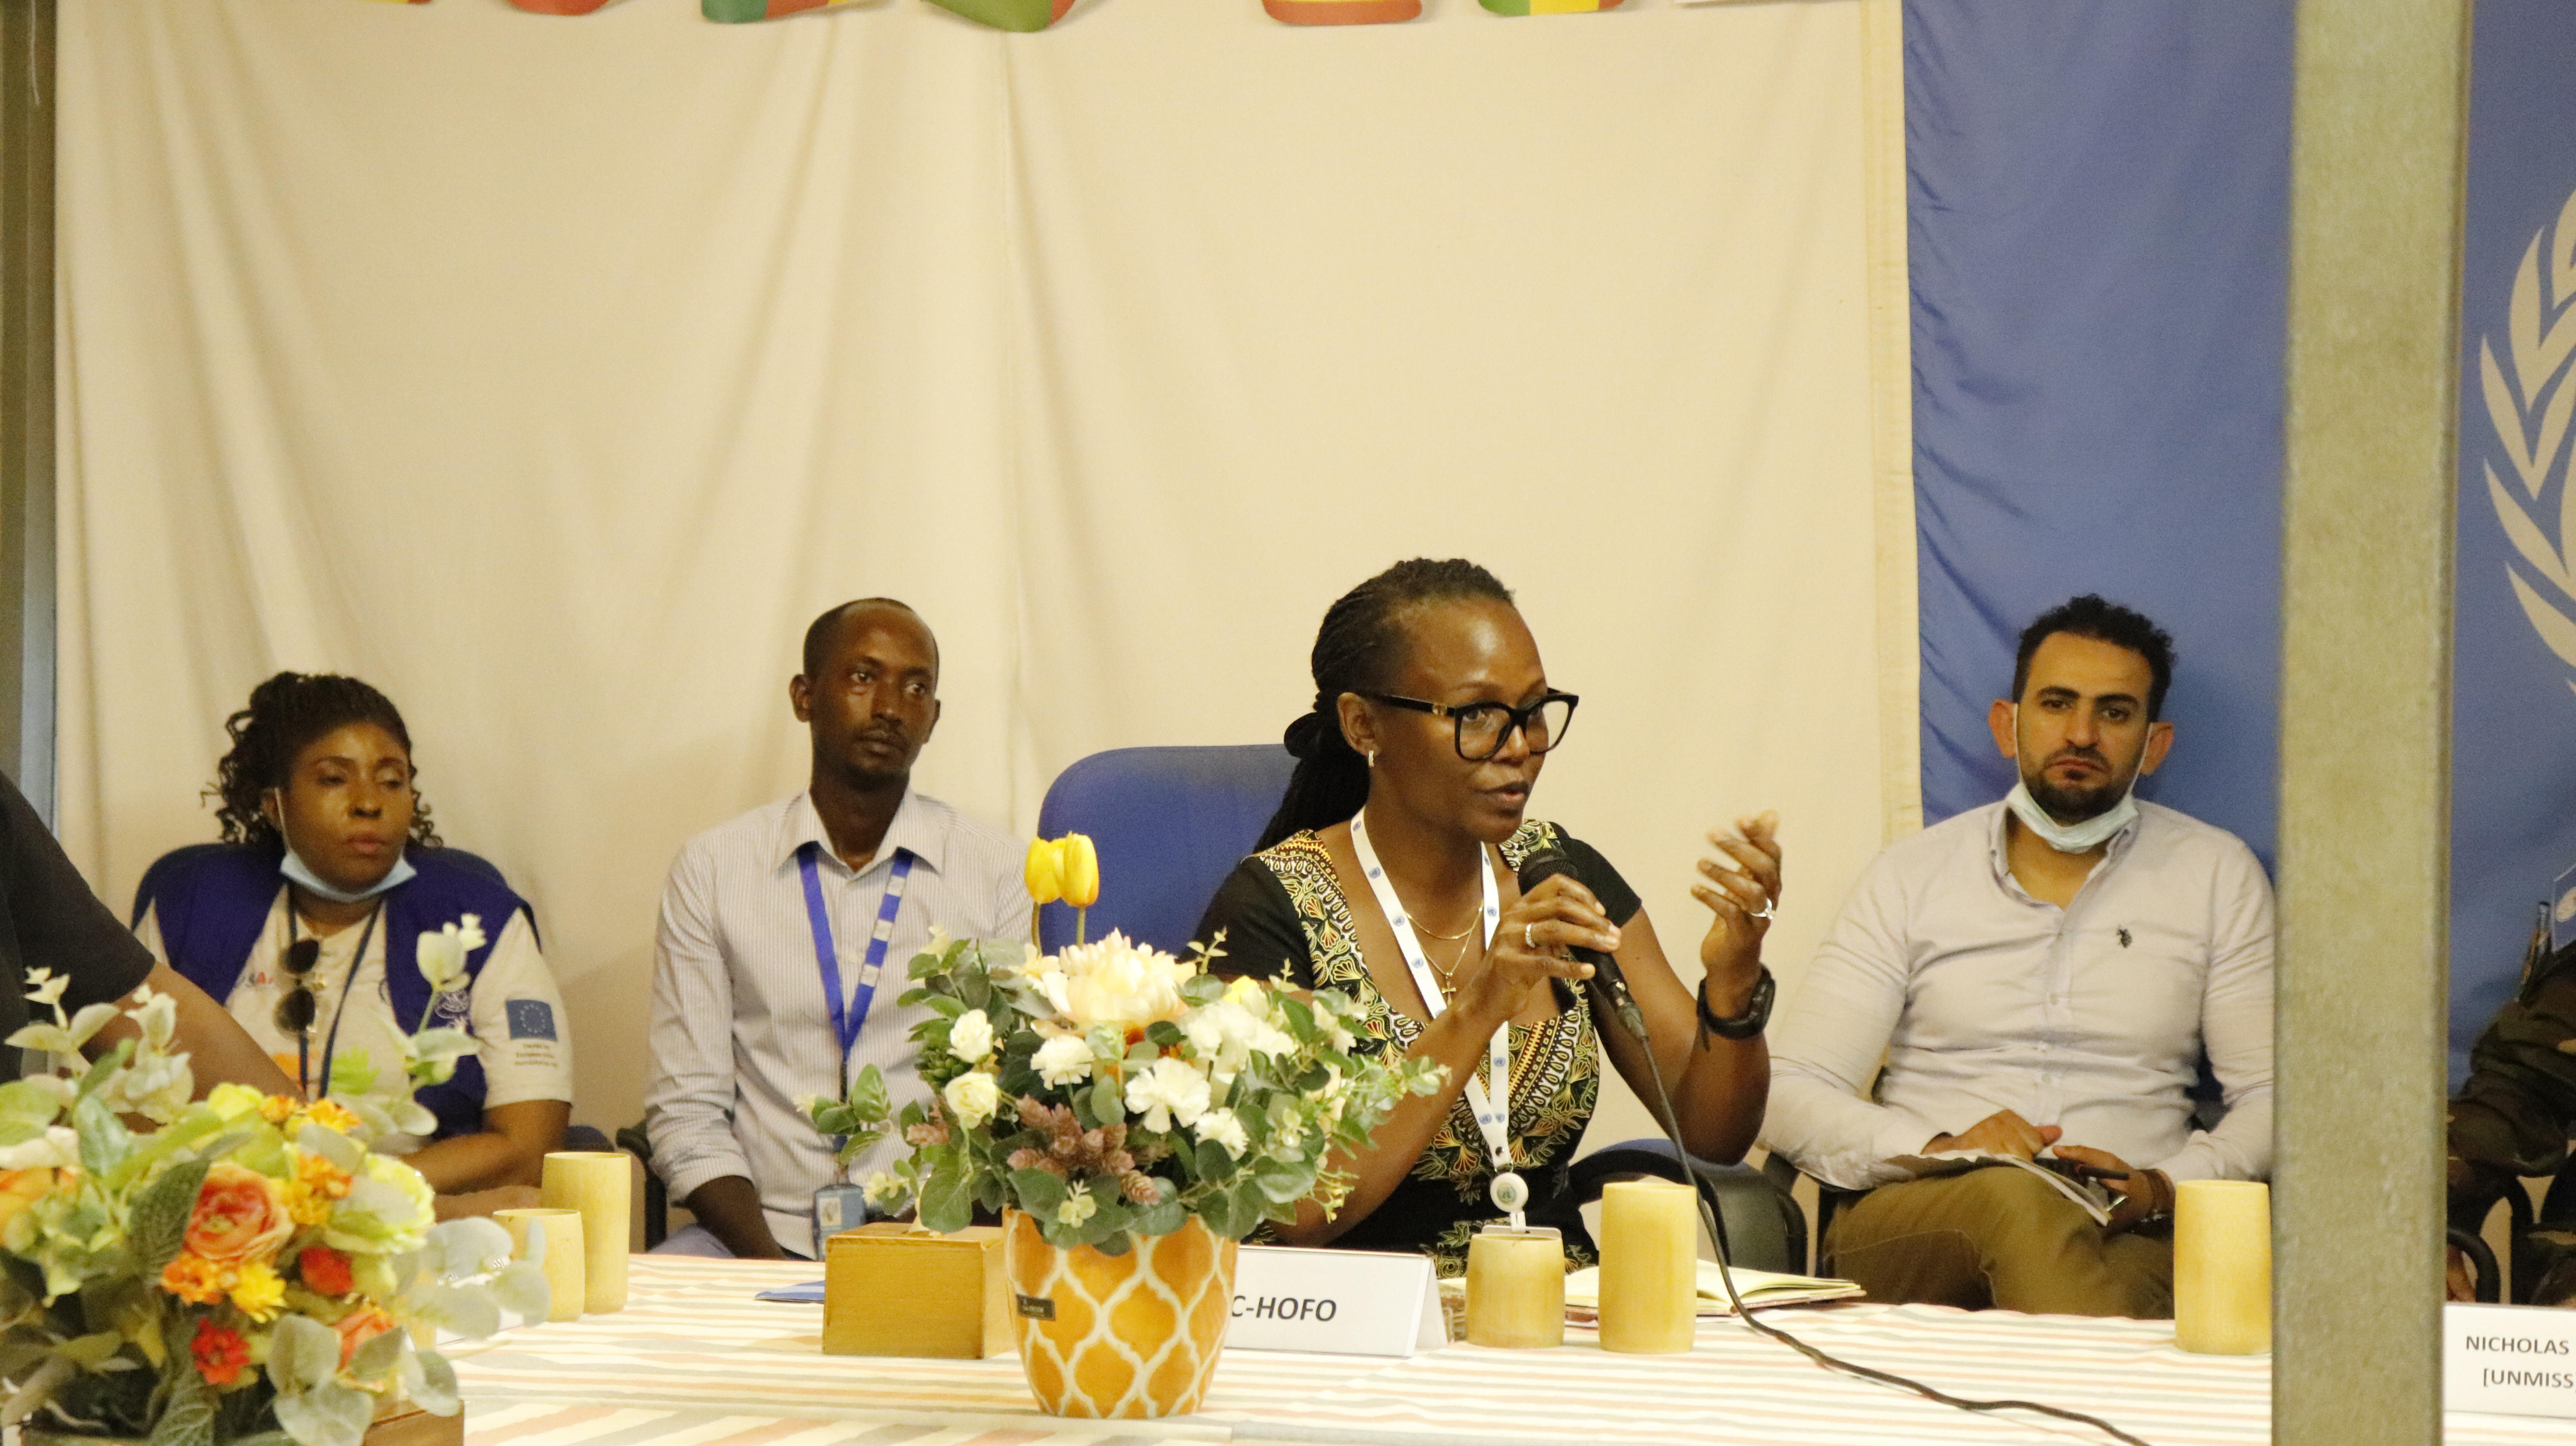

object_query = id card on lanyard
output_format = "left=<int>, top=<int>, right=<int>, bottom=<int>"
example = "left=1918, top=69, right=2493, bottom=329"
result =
left=796, top=841, right=915, bottom=1081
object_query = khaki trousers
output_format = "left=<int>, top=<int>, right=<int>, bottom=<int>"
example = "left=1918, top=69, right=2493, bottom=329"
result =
left=1823, top=1167, right=2173, bottom=1318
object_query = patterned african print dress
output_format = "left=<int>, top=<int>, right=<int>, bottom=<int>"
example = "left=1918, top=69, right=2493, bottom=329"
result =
left=1191, top=820, right=1638, bottom=1276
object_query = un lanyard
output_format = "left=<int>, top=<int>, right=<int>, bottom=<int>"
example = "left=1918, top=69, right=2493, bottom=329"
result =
left=798, top=842, right=914, bottom=1066
left=1346, top=811, right=1516, bottom=1185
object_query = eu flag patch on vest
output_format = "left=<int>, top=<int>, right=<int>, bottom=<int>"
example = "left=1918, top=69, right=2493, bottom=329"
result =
left=506, top=1000, right=558, bottom=1042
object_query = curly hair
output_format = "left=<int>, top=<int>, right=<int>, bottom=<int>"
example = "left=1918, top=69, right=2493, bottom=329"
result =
left=210, top=671, right=442, bottom=854
left=1255, top=558, right=1517, bottom=850
left=2011, top=595, right=2180, bottom=720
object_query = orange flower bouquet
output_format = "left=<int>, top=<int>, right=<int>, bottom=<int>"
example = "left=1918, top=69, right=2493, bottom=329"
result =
left=0, top=970, right=543, bottom=1446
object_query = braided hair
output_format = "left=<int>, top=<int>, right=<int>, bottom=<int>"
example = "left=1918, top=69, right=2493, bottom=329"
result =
left=210, top=671, right=443, bottom=854
left=1256, top=559, right=1516, bottom=850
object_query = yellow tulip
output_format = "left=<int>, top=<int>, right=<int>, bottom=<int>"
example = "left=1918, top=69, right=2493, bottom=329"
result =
left=1057, top=833, right=1100, bottom=909
left=1024, top=838, right=1063, bottom=905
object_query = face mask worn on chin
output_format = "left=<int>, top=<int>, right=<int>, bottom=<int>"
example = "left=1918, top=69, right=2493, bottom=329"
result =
left=2004, top=778, right=2137, bottom=854
left=279, top=843, right=415, bottom=905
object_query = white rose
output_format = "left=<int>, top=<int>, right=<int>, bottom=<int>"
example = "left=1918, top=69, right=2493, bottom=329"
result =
left=1123, top=1056, right=1212, bottom=1134
left=1031, top=1034, right=1093, bottom=1088
left=949, top=1009, right=995, bottom=1063
left=942, top=1071, right=1003, bottom=1130
left=1192, top=1107, right=1249, bottom=1160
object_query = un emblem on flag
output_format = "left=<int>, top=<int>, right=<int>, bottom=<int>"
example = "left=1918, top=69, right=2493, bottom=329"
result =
left=2480, top=185, right=2576, bottom=695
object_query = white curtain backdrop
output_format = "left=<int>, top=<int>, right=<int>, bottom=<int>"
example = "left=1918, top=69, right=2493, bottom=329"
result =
left=56, top=0, right=1896, bottom=1149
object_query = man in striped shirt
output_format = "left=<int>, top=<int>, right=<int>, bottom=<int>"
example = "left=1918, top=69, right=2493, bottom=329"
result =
left=645, top=599, right=1032, bottom=1258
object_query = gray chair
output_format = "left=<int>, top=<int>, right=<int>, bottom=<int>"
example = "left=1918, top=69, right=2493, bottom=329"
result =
left=1570, top=1137, right=1805, bottom=1274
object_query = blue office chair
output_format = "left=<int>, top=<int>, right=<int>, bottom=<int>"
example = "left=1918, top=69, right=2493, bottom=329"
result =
left=1033, top=744, right=1298, bottom=955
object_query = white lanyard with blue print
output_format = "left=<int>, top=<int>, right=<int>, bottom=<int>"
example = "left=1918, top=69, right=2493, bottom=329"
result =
left=796, top=841, right=914, bottom=1070
left=1347, top=811, right=1527, bottom=1219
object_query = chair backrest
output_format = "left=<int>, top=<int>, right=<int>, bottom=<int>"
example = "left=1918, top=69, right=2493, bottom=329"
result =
left=1034, top=745, right=1298, bottom=955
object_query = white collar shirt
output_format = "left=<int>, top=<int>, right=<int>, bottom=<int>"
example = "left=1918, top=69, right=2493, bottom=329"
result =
left=644, top=787, right=1032, bottom=1252
left=1763, top=799, right=2275, bottom=1192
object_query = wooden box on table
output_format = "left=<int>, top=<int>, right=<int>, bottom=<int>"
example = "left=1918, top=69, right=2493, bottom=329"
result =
left=822, top=1221, right=1012, bottom=1358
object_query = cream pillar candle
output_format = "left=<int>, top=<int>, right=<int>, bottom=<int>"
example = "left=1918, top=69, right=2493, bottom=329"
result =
left=540, top=1151, right=631, bottom=1313
left=2173, top=1180, right=2271, bottom=1355
left=1597, top=1179, right=1695, bottom=1354
left=495, top=1207, right=586, bottom=1323
left=1466, top=1224, right=1565, bottom=1348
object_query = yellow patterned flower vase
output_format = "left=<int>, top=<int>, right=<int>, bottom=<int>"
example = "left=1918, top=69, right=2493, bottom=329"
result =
left=1002, top=1209, right=1238, bottom=1418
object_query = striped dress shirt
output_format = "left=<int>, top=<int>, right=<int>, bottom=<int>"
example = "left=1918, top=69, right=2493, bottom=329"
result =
left=645, top=788, right=1031, bottom=1251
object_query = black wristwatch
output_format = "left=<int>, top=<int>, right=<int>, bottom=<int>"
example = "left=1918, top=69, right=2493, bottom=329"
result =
left=1697, top=966, right=1774, bottom=1040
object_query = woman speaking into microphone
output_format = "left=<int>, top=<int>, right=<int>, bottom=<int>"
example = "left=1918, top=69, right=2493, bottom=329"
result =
left=1191, top=558, right=1778, bottom=1273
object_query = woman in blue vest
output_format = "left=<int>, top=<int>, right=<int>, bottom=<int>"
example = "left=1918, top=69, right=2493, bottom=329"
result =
left=133, top=672, right=574, bottom=1195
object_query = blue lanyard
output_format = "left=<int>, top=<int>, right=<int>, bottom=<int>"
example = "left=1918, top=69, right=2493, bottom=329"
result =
left=797, top=842, right=914, bottom=1060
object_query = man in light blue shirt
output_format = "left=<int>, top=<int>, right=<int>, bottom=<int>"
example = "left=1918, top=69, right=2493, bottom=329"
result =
left=645, top=600, right=1031, bottom=1258
left=1765, top=596, right=2274, bottom=1317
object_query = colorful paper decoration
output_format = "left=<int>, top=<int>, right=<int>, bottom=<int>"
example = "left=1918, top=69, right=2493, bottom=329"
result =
left=927, top=0, right=1075, bottom=28
left=1264, top=0, right=1419, bottom=21
left=703, top=0, right=867, bottom=20
left=1480, top=0, right=1621, bottom=10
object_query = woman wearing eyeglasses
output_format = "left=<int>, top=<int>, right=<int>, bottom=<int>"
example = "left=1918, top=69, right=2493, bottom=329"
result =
left=131, top=673, right=572, bottom=1201
left=1190, top=559, right=1778, bottom=1274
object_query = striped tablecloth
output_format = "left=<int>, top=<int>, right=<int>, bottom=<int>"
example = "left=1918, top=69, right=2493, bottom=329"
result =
left=453, top=1257, right=1385, bottom=1441
left=452, top=1255, right=2569, bottom=1446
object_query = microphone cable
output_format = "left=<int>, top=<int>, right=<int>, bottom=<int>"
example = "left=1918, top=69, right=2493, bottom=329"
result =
left=1619, top=1006, right=2155, bottom=1446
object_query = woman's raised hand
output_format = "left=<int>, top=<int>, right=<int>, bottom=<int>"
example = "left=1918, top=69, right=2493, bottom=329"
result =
left=1694, top=811, right=1781, bottom=981
left=1460, top=873, right=1619, bottom=1029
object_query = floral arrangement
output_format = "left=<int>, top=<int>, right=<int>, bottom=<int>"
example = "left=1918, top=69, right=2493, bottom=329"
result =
left=806, top=931, right=1443, bottom=1254
left=0, top=966, right=544, bottom=1446
left=321, top=918, right=485, bottom=1135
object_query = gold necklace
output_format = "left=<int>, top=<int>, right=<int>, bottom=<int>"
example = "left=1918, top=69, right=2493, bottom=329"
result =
left=1422, top=931, right=1474, bottom=988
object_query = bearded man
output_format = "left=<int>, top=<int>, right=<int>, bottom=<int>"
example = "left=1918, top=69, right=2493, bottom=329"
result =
left=1763, top=595, right=2274, bottom=1317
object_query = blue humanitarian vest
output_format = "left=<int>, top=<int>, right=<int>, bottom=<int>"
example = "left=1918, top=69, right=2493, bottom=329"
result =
left=137, top=844, right=530, bottom=1142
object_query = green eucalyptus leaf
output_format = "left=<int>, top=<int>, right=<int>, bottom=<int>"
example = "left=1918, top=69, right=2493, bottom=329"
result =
left=0, top=1081, right=61, bottom=1124
left=408, top=1349, right=461, bottom=1416
left=267, top=1316, right=340, bottom=1396
left=346, top=1321, right=408, bottom=1382
left=1086, top=1080, right=1124, bottom=1128
left=1144, top=1021, right=1185, bottom=1050
left=71, top=1095, right=130, bottom=1176
left=1130, top=1198, right=1185, bottom=1237
left=274, top=1382, right=371, bottom=1446
left=1010, top=1168, right=1067, bottom=1217
left=1193, top=1139, right=1233, bottom=1185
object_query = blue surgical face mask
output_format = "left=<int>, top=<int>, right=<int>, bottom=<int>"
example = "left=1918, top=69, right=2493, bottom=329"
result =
left=279, top=841, right=414, bottom=905
left=2005, top=778, right=2137, bottom=854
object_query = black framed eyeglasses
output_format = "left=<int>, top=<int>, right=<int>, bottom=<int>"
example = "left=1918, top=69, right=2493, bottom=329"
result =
left=273, top=937, right=321, bottom=1036
left=1361, top=691, right=1580, bottom=762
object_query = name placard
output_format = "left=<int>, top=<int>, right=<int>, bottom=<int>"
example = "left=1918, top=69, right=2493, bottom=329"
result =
left=1227, top=1245, right=1445, bottom=1357
left=2445, top=1303, right=2576, bottom=1419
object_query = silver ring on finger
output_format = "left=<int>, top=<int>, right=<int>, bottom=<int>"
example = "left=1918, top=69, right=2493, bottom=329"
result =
left=1524, top=922, right=1537, bottom=950
left=1750, top=899, right=1777, bottom=922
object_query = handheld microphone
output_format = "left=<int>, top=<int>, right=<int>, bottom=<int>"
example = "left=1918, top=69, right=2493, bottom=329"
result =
left=1515, top=844, right=1647, bottom=1042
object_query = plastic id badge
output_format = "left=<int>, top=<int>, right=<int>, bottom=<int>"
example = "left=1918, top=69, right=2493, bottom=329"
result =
left=813, top=1183, right=873, bottom=1259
